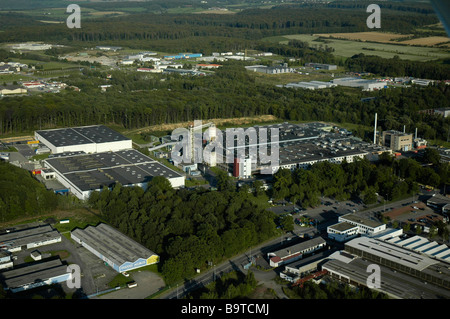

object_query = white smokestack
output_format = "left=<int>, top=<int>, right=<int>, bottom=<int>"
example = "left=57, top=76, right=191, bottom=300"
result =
left=415, top=128, right=418, bottom=139
left=373, top=113, right=377, bottom=145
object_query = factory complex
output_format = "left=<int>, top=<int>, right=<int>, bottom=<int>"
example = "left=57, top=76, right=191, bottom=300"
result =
left=43, top=149, right=185, bottom=200
left=206, top=122, right=391, bottom=178
left=28, top=125, right=186, bottom=200
left=322, top=236, right=450, bottom=298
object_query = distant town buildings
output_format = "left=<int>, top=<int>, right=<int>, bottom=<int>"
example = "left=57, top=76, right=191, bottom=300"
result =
left=332, top=77, right=387, bottom=91
left=305, top=63, right=338, bottom=70
left=418, top=107, right=450, bottom=118
left=0, top=85, right=27, bottom=96
left=164, top=53, right=202, bottom=60
left=280, top=81, right=337, bottom=90
left=95, top=45, right=122, bottom=52
left=245, top=64, right=294, bottom=74
left=11, top=43, right=53, bottom=51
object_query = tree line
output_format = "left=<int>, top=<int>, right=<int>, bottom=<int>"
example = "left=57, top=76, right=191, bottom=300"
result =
left=0, top=5, right=438, bottom=46
left=270, top=149, right=448, bottom=207
left=346, top=54, right=450, bottom=80
left=87, top=176, right=278, bottom=285
left=0, top=61, right=448, bottom=142
left=0, top=161, right=59, bottom=223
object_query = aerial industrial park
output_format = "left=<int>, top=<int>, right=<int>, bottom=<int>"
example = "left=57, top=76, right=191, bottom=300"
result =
left=0, top=0, right=449, bottom=307
left=0, top=116, right=449, bottom=300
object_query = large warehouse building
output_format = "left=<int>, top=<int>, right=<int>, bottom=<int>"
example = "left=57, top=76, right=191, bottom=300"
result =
left=35, top=125, right=132, bottom=154
left=322, top=237, right=450, bottom=298
left=43, top=149, right=185, bottom=200
left=71, top=223, right=159, bottom=273
left=0, top=223, right=61, bottom=253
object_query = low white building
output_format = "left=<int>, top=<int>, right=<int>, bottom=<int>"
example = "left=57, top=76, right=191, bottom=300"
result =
left=267, top=237, right=327, bottom=268
left=327, top=213, right=386, bottom=242
left=35, top=125, right=132, bottom=154
left=0, top=224, right=61, bottom=253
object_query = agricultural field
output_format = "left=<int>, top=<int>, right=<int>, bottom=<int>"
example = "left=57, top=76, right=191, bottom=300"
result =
left=12, top=6, right=129, bottom=23
left=315, top=32, right=450, bottom=48
left=400, top=36, right=450, bottom=47
left=265, top=34, right=450, bottom=62
left=315, top=32, right=411, bottom=43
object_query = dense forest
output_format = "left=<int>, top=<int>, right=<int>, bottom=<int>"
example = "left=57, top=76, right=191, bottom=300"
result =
left=0, top=3, right=440, bottom=49
left=346, top=54, right=450, bottom=80
left=270, top=149, right=447, bottom=207
left=0, top=161, right=59, bottom=222
left=87, top=176, right=278, bottom=285
left=0, top=61, right=448, bottom=143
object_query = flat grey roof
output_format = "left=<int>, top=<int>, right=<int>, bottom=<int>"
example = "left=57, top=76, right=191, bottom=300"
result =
left=328, top=222, right=358, bottom=232
left=1, top=259, right=68, bottom=290
left=323, top=257, right=450, bottom=299
left=340, top=213, right=384, bottom=228
left=71, top=223, right=158, bottom=268
left=270, top=236, right=326, bottom=259
left=284, top=249, right=335, bottom=271
left=0, top=224, right=60, bottom=250
left=345, top=237, right=439, bottom=271
left=45, top=149, right=183, bottom=192
left=36, top=125, right=130, bottom=147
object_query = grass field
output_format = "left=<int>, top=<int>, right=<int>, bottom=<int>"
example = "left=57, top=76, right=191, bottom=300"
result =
left=267, top=34, right=450, bottom=61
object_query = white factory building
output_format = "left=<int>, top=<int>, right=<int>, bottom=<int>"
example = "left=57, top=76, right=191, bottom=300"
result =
left=35, top=125, right=132, bottom=154
left=327, top=213, right=387, bottom=242
left=332, top=77, right=387, bottom=91
left=43, top=149, right=185, bottom=200
left=267, top=236, right=327, bottom=268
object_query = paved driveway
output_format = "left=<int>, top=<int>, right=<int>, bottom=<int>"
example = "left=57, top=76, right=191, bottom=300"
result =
left=96, top=270, right=165, bottom=299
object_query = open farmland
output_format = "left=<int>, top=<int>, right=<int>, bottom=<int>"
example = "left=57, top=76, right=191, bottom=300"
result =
left=267, top=34, right=450, bottom=62
left=315, top=32, right=411, bottom=43
left=315, top=32, right=450, bottom=48
left=400, top=36, right=450, bottom=47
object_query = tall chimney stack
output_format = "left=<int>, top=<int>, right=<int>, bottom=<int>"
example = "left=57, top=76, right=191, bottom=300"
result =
left=373, top=113, right=377, bottom=145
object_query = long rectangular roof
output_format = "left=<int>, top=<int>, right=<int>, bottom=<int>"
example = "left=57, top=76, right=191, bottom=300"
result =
left=44, top=149, right=183, bottom=191
left=0, top=224, right=60, bottom=250
left=36, top=125, right=130, bottom=147
left=71, top=223, right=157, bottom=268
left=270, top=236, right=326, bottom=259
left=340, top=213, right=384, bottom=228
left=345, top=237, right=439, bottom=271
left=1, top=259, right=68, bottom=290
